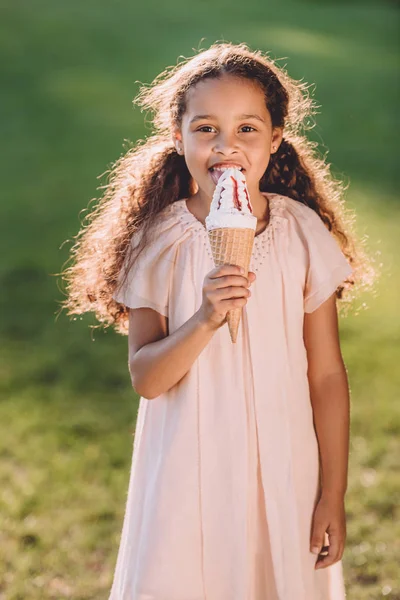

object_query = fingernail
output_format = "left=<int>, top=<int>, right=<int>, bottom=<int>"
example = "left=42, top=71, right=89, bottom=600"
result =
left=311, top=547, right=320, bottom=555
left=240, top=267, right=245, bottom=274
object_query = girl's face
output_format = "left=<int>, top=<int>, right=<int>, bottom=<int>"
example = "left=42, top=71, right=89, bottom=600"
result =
left=174, top=75, right=283, bottom=203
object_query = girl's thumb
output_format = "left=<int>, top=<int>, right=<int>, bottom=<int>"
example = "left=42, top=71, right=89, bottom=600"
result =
left=310, top=523, right=324, bottom=554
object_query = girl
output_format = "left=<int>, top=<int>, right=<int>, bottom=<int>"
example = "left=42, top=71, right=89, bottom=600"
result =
left=62, top=43, right=373, bottom=599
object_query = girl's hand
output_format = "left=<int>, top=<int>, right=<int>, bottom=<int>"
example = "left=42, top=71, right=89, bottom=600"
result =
left=197, top=264, right=256, bottom=330
left=310, top=493, right=347, bottom=570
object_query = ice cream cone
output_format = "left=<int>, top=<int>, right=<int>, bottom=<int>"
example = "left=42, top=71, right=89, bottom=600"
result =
left=208, top=226, right=255, bottom=343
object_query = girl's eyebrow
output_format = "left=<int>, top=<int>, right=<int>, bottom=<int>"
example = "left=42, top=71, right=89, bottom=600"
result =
left=189, top=113, right=265, bottom=124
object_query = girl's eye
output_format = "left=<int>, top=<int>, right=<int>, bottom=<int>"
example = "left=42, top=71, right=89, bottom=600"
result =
left=196, top=126, right=215, bottom=133
left=196, top=125, right=256, bottom=134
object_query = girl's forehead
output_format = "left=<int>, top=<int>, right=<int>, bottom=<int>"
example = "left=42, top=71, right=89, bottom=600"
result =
left=183, top=75, right=268, bottom=119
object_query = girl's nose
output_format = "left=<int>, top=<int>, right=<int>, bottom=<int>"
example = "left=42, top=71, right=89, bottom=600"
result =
left=213, top=132, right=239, bottom=155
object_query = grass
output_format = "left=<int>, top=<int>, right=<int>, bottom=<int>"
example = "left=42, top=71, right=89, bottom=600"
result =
left=0, top=0, right=399, bottom=598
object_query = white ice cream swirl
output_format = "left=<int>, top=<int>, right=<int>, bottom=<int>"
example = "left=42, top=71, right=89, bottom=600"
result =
left=205, top=168, right=257, bottom=231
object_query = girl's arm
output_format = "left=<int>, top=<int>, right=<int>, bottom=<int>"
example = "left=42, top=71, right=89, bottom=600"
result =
left=127, top=307, right=216, bottom=399
left=303, top=292, right=349, bottom=568
left=303, top=293, right=350, bottom=498
left=128, top=265, right=255, bottom=399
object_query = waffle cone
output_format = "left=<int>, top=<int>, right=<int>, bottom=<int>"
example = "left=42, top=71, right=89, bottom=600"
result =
left=207, top=227, right=255, bottom=343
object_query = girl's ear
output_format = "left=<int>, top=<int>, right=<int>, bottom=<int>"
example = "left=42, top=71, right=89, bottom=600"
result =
left=271, top=127, right=284, bottom=153
left=172, top=130, right=184, bottom=155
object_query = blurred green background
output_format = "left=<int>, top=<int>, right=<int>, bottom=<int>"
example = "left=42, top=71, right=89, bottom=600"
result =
left=0, top=0, right=399, bottom=598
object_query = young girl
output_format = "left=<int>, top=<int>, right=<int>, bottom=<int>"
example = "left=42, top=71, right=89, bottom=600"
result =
left=62, top=43, right=372, bottom=599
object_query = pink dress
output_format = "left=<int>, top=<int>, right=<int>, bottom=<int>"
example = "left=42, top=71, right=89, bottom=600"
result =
left=110, top=193, right=353, bottom=600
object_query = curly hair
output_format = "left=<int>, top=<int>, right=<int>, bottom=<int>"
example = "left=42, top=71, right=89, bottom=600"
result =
left=59, top=42, right=376, bottom=335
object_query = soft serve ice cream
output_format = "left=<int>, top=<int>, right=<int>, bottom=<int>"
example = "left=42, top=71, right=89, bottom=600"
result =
left=205, top=167, right=257, bottom=231
left=205, top=167, right=257, bottom=343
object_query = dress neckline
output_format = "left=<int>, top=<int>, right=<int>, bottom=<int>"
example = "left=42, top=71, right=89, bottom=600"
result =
left=181, top=192, right=275, bottom=240
left=170, top=193, right=287, bottom=274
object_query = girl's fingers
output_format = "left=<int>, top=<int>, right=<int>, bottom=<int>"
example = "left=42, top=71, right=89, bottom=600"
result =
left=209, top=265, right=256, bottom=284
left=204, top=266, right=256, bottom=308
left=315, top=534, right=343, bottom=569
left=218, top=297, right=248, bottom=310
left=209, top=275, right=250, bottom=289
left=213, top=285, right=251, bottom=300
left=209, top=265, right=244, bottom=279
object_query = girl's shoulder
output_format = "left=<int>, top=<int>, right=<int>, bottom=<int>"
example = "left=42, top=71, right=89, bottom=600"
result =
left=130, top=199, right=199, bottom=251
left=267, top=193, right=350, bottom=265
left=113, top=200, right=196, bottom=311
left=268, top=193, right=335, bottom=240
left=271, top=194, right=353, bottom=313
left=269, top=193, right=320, bottom=223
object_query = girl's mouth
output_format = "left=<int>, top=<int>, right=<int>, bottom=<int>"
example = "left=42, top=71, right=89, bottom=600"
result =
left=209, top=166, right=245, bottom=186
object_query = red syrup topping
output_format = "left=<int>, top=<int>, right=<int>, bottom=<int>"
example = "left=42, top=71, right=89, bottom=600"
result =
left=231, top=176, right=242, bottom=210
left=244, top=187, right=253, bottom=213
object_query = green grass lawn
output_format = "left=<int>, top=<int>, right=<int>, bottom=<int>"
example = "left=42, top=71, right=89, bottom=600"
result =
left=0, top=0, right=399, bottom=598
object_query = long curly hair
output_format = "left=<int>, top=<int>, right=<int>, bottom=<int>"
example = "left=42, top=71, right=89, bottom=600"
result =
left=59, top=42, right=376, bottom=335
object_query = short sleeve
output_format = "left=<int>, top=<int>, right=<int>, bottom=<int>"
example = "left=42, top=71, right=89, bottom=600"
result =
left=112, top=233, right=175, bottom=317
left=302, top=208, right=353, bottom=313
